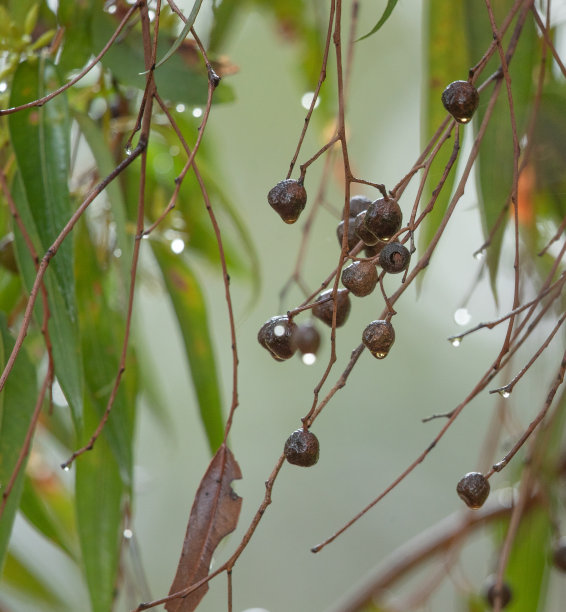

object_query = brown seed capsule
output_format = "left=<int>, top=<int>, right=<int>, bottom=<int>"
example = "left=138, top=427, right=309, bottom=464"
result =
left=441, top=80, right=480, bottom=124
left=267, top=179, right=307, bottom=224
left=456, top=472, right=490, bottom=509
left=484, top=575, right=512, bottom=609
left=379, top=242, right=410, bottom=274
left=348, top=195, right=372, bottom=218
left=284, top=429, right=320, bottom=467
left=257, top=315, right=298, bottom=361
left=362, top=198, right=402, bottom=243
left=552, top=538, right=566, bottom=572
left=336, top=218, right=361, bottom=252
left=364, top=241, right=385, bottom=258
left=291, top=321, right=321, bottom=356
left=354, top=211, right=380, bottom=246
left=362, top=320, right=395, bottom=359
left=341, top=260, right=378, bottom=297
left=312, top=289, right=351, bottom=328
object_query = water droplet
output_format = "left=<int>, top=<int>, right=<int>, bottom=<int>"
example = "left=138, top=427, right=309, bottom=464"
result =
left=301, top=92, right=320, bottom=110
left=175, top=103, right=186, bottom=113
left=125, top=145, right=132, bottom=156
left=450, top=336, right=463, bottom=347
left=474, top=249, right=485, bottom=261
left=113, top=248, right=122, bottom=258
left=192, top=107, right=203, bottom=118
left=0, top=82, right=8, bottom=93
left=123, top=528, right=133, bottom=540
left=302, top=353, right=316, bottom=366
left=373, top=351, right=388, bottom=359
left=273, top=325, right=285, bottom=337
left=170, top=238, right=185, bottom=254
left=63, top=465, right=71, bottom=472
left=454, top=307, right=471, bottom=326
left=498, top=389, right=511, bottom=399
left=105, top=4, right=117, bottom=13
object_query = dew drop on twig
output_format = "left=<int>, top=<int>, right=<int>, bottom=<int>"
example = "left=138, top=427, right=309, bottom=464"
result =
left=498, top=389, right=511, bottom=399
left=450, top=336, right=463, bottom=347
left=474, top=249, right=485, bottom=261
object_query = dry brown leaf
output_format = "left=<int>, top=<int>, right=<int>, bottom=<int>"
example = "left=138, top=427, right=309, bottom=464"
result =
left=165, top=444, right=242, bottom=612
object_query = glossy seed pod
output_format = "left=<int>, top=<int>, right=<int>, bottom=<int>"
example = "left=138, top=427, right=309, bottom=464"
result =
left=284, top=429, right=320, bottom=467
left=364, top=241, right=385, bottom=258
left=267, top=179, right=307, bottom=224
left=341, top=260, right=378, bottom=297
left=312, top=288, right=351, bottom=328
left=362, top=198, right=402, bottom=242
left=348, top=195, right=372, bottom=218
left=291, top=320, right=321, bottom=355
left=379, top=242, right=410, bottom=274
left=362, top=320, right=395, bottom=359
left=354, top=211, right=380, bottom=246
left=441, top=80, right=480, bottom=124
left=257, top=315, right=298, bottom=361
left=484, top=575, right=512, bottom=609
left=456, top=472, right=490, bottom=509
left=336, top=218, right=361, bottom=252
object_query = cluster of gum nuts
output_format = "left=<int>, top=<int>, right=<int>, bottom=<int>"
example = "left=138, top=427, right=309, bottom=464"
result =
left=260, top=190, right=408, bottom=468
left=260, top=78, right=566, bottom=607
left=259, top=79, right=482, bottom=470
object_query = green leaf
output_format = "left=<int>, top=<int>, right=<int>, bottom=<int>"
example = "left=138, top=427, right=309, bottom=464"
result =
left=154, top=0, right=204, bottom=70
left=57, top=0, right=95, bottom=75
left=358, top=0, right=398, bottom=41
left=75, top=221, right=136, bottom=487
left=74, top=112, right=132, bottom=279
left=8, top=57, right=84, bottom=429
left=75, top=395, right=125, bottom=612
left=463, top=1, right=538, bottom=292
left=152, top=242, right=225, bottom=454
left=91, top=10, right=234, bottom=106
left=419, top=1, right=467, bottom=263
left=497, top=507, right=551, bottom=612
left=0, top=314, right=37, bottom=574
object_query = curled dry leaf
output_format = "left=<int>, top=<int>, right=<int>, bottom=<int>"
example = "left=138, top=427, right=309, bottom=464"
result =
left=165, top=444, right=242, bottom=611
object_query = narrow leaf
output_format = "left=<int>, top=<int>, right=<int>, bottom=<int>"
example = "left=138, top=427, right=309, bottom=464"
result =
left=463, top=1, right=538, bottom=292
left=154, top=0, right=204, bottom=70
left=75, top=221, right=135, bottom=487
left=419, top=1, right=467, bottom=266
left=152, top=242, right=225, bottom=453
left=75, top=395, right=125, bottom=612
left=91, top=10, right=234, bottom=106
left=8, top=58, right=83, bottom=428
left=166, top=445, right=242, bottom=611
left=358, top=0, right=398, bottom=41
left=0, top=315, right=37, bottom=573
left=10, top=172, right=84, bottom=431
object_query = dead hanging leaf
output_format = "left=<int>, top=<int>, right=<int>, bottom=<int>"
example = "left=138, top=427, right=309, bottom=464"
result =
left=165, top=444, right=242, bottom=612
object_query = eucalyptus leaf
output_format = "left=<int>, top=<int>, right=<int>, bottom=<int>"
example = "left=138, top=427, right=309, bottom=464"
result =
left=0, top=315, right=37, bottom=574
left=75, top=395, right=125, bottom=612
left=152, top=242, right=225, bottom=454
left=8, top=58, right=84, bottom=429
